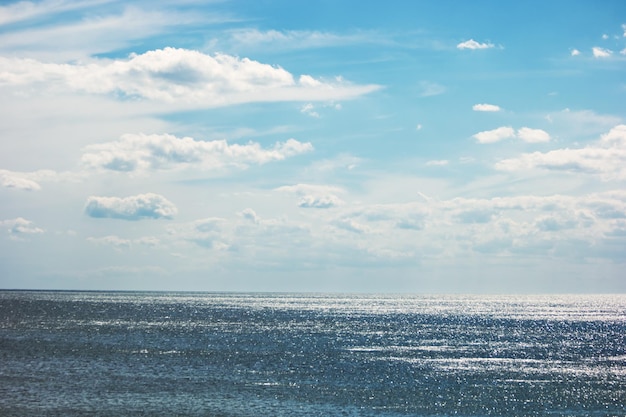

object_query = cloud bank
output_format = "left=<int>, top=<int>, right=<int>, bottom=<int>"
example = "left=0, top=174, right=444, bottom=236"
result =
left=496, top=125, right=626, bottom=180
left=82, top=133, right=313, bottom=172
left=0, top=48, right=381, bottom=106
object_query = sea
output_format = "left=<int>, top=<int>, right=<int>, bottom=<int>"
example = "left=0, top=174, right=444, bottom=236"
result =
left=0, top=291, right=625, bottom=416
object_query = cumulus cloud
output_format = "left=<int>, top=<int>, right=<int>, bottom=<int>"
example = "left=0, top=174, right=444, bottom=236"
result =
left=82, top=133, right=313, bottom=172
left=276, top=184, right=345, bottom=209
left=457, top=39, right=495, bottom=50
left=473, top=127, right=550, bottom=144
left=571, top=49, right=581, bottom=56
left=84, top=193, right=178, bottom=220
left=0, top=170, right=41, bottom=190
left=592, top=47, right=613, bottom=58
left=473, top=126, right=515, bottom=144
left=0, top=48, right=380, bottom=106
left=472, top=103, right=501, bottom=112
left=1, top=217, right=44, bottom=236
left=517, top=127, right=551, bottom=143
left=495, top=125, right=626, bottom=180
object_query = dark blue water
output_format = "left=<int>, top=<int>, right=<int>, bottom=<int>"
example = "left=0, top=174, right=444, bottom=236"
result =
left=1, top=291, right=625, bottom=416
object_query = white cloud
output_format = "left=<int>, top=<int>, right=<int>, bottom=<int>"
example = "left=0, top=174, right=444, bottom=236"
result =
left=571, top=49, right=581, bottom=56
left=1, top=217, right=44, bottom=236
left=457, top=39, right=495, bottom=50
left=86, top=235, right=160, bottom=249
left=81, top=133, right=313, bottom=172
left=276, top=184, right=344, bottom=209
left=0, top=48, right=381, bottom=106
left=0, top=0, right=108, bottom=26
left=333, top=218, right=370, bottom=234
left=602, top=34, right=609, bottom=40
left=546, top=108, right=621, bottom=128
left=473, top=127, right=550, bottom=144
left=0, top=169, right=80, bottom=190
left=472, top=103, right=501, bottom=112
left=224, top=28, right=372, bottom=51
left=0, top=170, right=41, bottom=190
left=0, top=4, right=219, bottom=61
left=309, top=154, right=362, bottom=172
left=495, top=125, right=626, bottom=180
left=592, top=47, right=613, bottom=58
left=87, top=235, right=132, bottom=249
left=473, top=126, right=515, bottom=144
left=84, top=193, right=178, bottom=220
left=239, top=208, right=260, bottom=224
left=300, top=103, right=320, bottom=118
left=517, top=127, right=551, bottom=143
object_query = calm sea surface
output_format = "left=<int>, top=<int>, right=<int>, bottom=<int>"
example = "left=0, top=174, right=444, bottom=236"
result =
left=0, top=291, right=625, bottom=416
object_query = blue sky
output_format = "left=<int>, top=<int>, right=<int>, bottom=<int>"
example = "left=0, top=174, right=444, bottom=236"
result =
left=1, top=0, right=625, bottom=293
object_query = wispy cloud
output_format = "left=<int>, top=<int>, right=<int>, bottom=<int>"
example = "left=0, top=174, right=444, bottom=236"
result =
left=457, top=39, right=495, bottom=50
left=222, top=28, right=377, bottom=51
left=0, top=169, right=81, bottom=191
left=418, top=81, right=446, bottom=97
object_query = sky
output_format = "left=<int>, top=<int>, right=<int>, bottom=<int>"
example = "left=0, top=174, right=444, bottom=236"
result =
left=1, top=0, right=625, bottom=293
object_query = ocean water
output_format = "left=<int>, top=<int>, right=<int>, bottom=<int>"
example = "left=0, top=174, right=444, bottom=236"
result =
left=0, top=291, right=625, bottom=416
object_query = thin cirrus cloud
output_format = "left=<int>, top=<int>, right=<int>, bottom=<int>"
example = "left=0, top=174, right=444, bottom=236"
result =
left=472, top=103, right=501, bottom=112
left=0, top=48, right=381, bottom=106
left=456, top=39, right=495, bottom=50
left=84, top=193, right=178, bottom=221
left=0, top=169, right=80, bottom=191
left=0, top=3, right=224, bottom=61
left=473, top=127, right=551, bottom=144
left=495, top=124, right=626, bottom=180
left=223, top=28, right=374, bottom=51
left=81, top=133, right=313, bottom=172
